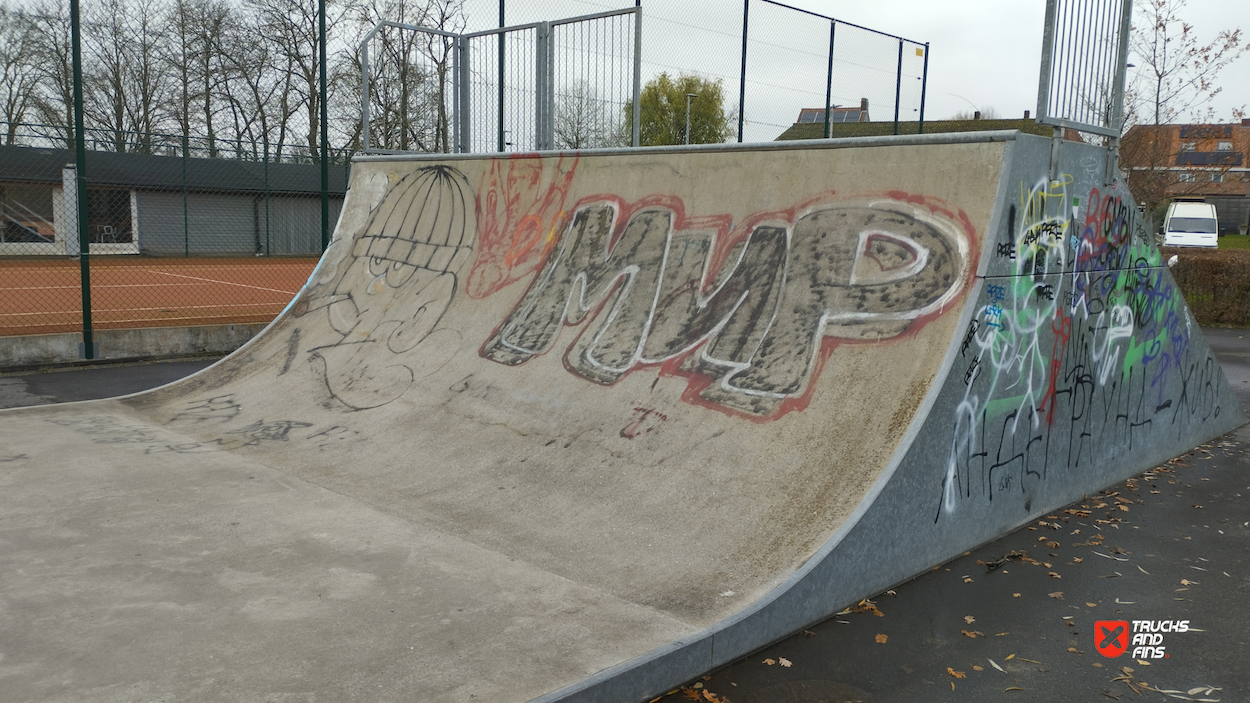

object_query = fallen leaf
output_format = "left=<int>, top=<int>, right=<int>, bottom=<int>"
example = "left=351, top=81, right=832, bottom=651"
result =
left=1181, top=579, right=1197, bottom=586
left=1067, top=647, right=1078, bottom=653
left=763, top=658, right=775, bottom=666
left=1049, top=591, right=1064, bottom=599
left=948, top=667, right=966, bottom=679
left=1073, top=557, right=1084, bottom=563
left=1004, top=687, right=1024, bottom=691
left=778, top=657, right=792, bottom=668
left=875, top=633, right=888, bottom=644
left=1005, top=654, right=1016, bottom=661
left=963, top=577, right=974, bottom=583
left=989, top=659, right=1005, bottom=672
left=1047, top=541, right=1061, bottom=549
left=1049, top=572, right=1062, bottom=579
left=962, top=629, right=986, bottom=638
left=1013, top=592, right=1021, bottom=598
left=965, top=615, right=976, bottom=624
left=1118, top=505, right=1129, bottom=512
left=973, top=665, right=984, bottom=671
left=1086, top=602, right=1098, bottom=607
left=1137, top=565, right=1150, bottom=575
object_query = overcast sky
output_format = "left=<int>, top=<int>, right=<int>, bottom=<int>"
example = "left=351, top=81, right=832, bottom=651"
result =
left=470, top=0, right=1250, bottom=143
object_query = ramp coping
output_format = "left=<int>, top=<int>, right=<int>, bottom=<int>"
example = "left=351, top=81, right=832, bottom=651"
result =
left=354, top=129, right=1024, bottom=163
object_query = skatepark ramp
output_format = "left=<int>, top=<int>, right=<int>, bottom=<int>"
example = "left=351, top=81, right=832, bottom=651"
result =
left=0, top=131, right=1242, bottom=702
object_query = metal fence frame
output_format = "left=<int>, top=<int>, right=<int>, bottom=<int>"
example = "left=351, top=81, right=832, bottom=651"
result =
left=360, top=7, right=642, bottom=154
left=739, top=0, right=930, bottom=140
left=1036, top=0, right=1133, bottom=139
left=1035, top=0, right=1134, bottom=184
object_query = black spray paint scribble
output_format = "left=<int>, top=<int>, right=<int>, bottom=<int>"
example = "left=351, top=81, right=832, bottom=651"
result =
left=482, top=201, right=967, bottom=416
left=294, top=166, right=476, bottom=411
left=167, top=395, right=243, bottom=424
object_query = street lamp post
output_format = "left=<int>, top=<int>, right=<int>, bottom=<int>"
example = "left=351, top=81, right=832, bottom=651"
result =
left=685, top=92, right=698, bottom=145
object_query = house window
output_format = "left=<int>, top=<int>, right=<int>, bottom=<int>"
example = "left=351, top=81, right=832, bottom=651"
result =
left=1178, top=172, right=1196, bottom=182
left=1181, top=141, right=1197, bottom=151
left=1217, top=141, right=1234, bottom=151
left=1211, top=173, right=1224, bottom=183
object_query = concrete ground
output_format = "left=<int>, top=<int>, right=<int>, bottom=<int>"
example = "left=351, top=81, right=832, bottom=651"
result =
left=1, top=330, right=1246, bottom=703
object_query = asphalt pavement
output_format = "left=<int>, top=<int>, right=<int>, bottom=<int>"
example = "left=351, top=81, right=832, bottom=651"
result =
left=1, top=331, right=1247, bottom=703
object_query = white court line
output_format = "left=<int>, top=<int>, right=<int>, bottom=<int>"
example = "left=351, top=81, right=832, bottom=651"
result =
left=149, top=270, right=300, bottom=295
left=0, top=302, right=289, bottom=319
left=2, top=283, right=206, bottom=292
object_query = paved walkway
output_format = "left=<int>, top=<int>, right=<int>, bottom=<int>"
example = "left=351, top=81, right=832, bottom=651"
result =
left=2, top=328, right=1245, bottom=702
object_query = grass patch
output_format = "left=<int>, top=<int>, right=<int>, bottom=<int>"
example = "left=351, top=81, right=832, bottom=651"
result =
left=1218, top=235, right=1250, bottom=250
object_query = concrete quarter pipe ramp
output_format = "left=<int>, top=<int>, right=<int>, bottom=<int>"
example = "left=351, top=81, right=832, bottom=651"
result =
left=0, top=132, right=1241, bottom=702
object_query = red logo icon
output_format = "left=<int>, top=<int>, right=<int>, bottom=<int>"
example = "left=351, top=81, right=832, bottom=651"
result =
left=1095, top=620, right=1130, bottom=658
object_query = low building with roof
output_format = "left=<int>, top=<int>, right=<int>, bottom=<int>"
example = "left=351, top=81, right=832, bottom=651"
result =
left=0, top=145, right=347, bottom=257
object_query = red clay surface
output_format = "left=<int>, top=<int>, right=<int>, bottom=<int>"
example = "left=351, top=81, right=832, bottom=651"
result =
left=0, top=257, right=319, bottom=336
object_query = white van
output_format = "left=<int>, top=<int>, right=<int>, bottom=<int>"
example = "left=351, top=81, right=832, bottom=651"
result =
left=1163, top=201, right=1219, bottom=248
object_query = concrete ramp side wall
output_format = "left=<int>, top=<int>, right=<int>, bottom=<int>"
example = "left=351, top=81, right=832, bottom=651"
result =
left=727, top=133, right=1245, bottom=672
left=537, top=135, right=1245, bottom=703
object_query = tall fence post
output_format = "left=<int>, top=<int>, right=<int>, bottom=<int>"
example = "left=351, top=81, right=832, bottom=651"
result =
left=824, top=22, right=835, bottom=139
left=918, top=43, right=929, bottom=134
left=893, top=39, right=902, bottom=135
left=632, top=7, right=642, bottom=147
left=264, top=139, right=271, bottom=256
left=319, top=0, right=329, bottom=252
left=458, top=36, right=471, bottom=152
left=737, top=0, right=748, bottom=143
left=360, top=34, right=371, bottom=152
left=498, top=1, right=506, bottom=152
left=182, top=133, right=189, bottom=257
left=535, top=21, right=553, bottom=150
left=70, top=0, right=94, bottom=359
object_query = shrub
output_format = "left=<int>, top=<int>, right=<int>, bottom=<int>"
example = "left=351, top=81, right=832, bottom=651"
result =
left=1163, top=247, right=1250, bottom=327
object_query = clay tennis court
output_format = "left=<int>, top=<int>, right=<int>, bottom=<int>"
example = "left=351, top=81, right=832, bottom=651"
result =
left=0, top=257, right=319, bottom=337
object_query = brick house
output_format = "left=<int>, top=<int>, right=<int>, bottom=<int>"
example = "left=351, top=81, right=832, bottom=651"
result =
left=1121, top=120, right=1250, bottom=235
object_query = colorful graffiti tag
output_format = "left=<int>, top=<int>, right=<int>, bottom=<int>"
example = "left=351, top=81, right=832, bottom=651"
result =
left=940, top=176, right=1221, bottom=519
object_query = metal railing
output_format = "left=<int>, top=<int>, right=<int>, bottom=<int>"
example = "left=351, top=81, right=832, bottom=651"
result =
left=1036, top=0, right=1133, bottom=138
left=360, top=7, right=642, bottom=153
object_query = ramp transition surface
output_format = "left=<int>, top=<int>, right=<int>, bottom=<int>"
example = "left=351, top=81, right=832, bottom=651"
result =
left=0, top=132, right=1241, bottom=702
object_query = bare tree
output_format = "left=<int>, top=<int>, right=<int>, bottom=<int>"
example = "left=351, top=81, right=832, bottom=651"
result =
left=1128, top=0, right=1249, bottom=129
left=553, top=81, right=623, bottom=149
left=1121, top=0, right=1250, bottom=223
left=25, top=0, right=77, bottom=147
left=81, top=0, right=171, bottom=152
left=0, top=4, right=40, bottom=144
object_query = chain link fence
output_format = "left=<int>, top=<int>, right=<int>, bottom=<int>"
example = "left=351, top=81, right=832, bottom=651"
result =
left=0, top=122, right=348, bottom=338
left=0, top=0, right=926, bottom=359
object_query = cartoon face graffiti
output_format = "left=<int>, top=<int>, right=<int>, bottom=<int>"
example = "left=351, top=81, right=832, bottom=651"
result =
left=296, top=166, right=476, bottom=410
